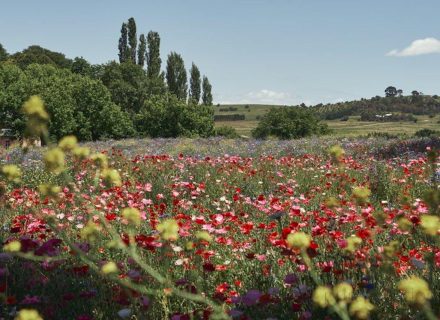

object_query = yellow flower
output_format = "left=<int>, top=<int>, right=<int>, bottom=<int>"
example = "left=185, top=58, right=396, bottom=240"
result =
left=420, top=215, right=439, bottom=236
left=345, top=235, right=362, bottom=253
left=44, top=148, right=65, bottom=174
left=22, top=96, right=49, bottom=137
left=313, top=286, right=336, bottom=308
left=91, top=153, right=108, bottom=169
left=333, top=282, right=353, bottom=302
left=352, top=187, right=371, bottom=204
left=397, top=217, right=412, bottom=232
left=38, top=184, right=61, bottom=199
left=3, top=240, right=21, bottom=252
left=101, top=169, right=122, bottom=187
left=349, top=296, right=374, bottom=319
left=195, top=231, right=212, bottom=242
left=122, top=207, right=141, bottom=226
left=72, top=146, right=90, bottom=160
left=383, top=240, right=400, bottom=259
left=157, top=219, right=179, bottom=241
left=1, top=164, right=22, bottom=183
left=185, top=241, right=195, bottom=251
left=58, top=135, right=78, bottom=151
left=398, top=276, right=433, bottom=306
left=22, top=96, right=48, bottom=121
left=328, top=145, right=345, bottom=163
left=286, top=232, right=311, bottom=250
left=15, top=309, right=43, bottom=320
left=325, top=196, right=340, bottom=208
left=80, top=221, right=100, bottom=242
left=101, top=262, right=118, bottom=274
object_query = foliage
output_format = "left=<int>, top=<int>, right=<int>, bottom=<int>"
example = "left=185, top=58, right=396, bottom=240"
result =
left=127, top=17, right=137, bottom=64
left=214, top=125, right=240, bottom=138
left=415, top=129, right=440, bottom=138
left=137, top=34, right=146, bottom=67
left=189, top=63, right=201, bottom=104
left=166, top=52, right=188, bottom=101
left=135, top=93, right=214, bottom=137
left=118, top=22, right=129, bottom=63
left=0, top=43, right=8, bottom=62
left=202, top=75, right=213, bottom=106
left=252, top=106, right=329, bottom=139
left=0, top=63, right=134, bottom=141
left=9, top=45, right=72, bottom=69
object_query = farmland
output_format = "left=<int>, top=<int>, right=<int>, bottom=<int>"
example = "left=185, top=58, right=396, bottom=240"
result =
left=214, top=104, right=440, bottom=136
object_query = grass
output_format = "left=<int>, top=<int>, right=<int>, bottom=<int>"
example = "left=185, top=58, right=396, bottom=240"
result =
left=214, top=105, right=440, bottom=137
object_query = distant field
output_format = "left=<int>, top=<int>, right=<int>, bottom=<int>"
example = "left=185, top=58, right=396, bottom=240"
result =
left=214, top=104, right=440, bottom=136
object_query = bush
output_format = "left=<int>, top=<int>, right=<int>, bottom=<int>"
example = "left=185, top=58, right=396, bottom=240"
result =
left=252, top=107, right=328, bottom=139
left=214, top=114, right=245, bottom=121
left=414, top=129, right=440, bottom=138
left=215, top=126, right=239, bottom=138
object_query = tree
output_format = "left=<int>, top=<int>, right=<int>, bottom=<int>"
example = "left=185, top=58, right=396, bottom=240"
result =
left=0, top=63, right=135, bottom=141
left=127, top=17, right=137, bottom=64
left=411, top=90, right=420, bottom=97
left=189, top=63, right=201, bottom=104
left=252, top=107, right=329, bottom=139
left=396, top=89, right=403, bottom=97
left=10, top=45, right=72, bottom=69
left=118, top=23, right=129, bottom=63
left=137, top=34, right=146, bottom=67
left=71, top=57, right=92, bottom=77
left=385, top=86, right=397, bottom=97
left=166, top=52, right=187, bottom=100
left=0, top=43, right=8, bottom=62
left=146, top=31, right=162, bottom=79
left=202, top=76, right=213, bottom=105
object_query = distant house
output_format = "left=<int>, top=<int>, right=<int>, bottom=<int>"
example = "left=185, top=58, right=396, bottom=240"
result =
left=0, top=128, right=41, bottom=149
left=0, top=129, right=14, bottom=148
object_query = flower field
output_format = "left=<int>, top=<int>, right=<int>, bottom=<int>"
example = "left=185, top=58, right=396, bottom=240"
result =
left=0, top=100, right=439, bottom=320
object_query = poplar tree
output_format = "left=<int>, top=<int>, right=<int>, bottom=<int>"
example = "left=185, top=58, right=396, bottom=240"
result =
left=189, top=63, right=201, bottom=104
left=127, top=18, right=137, bottom=63
left=137, top=34, right=146, bottom=67
left=118, top=23, right=129, bottom=63
left=166, top=52, right=187, bottom=100
left=202, top=76, right=213, bottom=105
left=146, top=31, right=162, bottom=79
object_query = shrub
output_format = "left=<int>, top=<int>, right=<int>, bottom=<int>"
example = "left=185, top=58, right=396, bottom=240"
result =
left=215, top=126, right=239, bottom=138
left=252, top=107, right=329, bottom=139
left=414, top=129, right=440, bottom=138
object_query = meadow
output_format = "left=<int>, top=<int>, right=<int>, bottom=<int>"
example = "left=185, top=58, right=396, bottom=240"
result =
left=214, top=105, right=440, bottom=137
left=1, top=131, right=439, bottom=319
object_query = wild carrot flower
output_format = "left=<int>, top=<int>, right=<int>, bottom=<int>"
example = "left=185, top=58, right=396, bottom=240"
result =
left=72, top=146, right=90, bottom=159
left=345, top=235, right=362, bottom=253
left=195, top=231, right=212, bottom=242
left=38, top=184, right=61, bottom=198
left=91, top=153, right=108, bottom=169
left=352, top=187, right=371, bottom=204
left=22, top=95, right=49, bottom=137
left=101, top=169, right=122, bottom=187
left=397, top=217, right=412, bottom=231
left=80, top=221, right=100, bottom=242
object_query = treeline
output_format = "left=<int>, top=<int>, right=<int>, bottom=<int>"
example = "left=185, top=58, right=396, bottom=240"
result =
left=312, top=88, right=440, bottom=120
left=0, top=17, right=215, bottom=141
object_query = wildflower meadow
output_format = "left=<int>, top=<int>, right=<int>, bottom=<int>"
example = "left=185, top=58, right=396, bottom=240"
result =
left=0, top=97, right=439, bottom=319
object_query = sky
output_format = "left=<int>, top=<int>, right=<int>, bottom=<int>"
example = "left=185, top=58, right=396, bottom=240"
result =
left=1, top=0, right=439, bottom=105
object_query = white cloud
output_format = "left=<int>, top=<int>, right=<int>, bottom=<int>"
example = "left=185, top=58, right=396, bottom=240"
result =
left=386, top=37, right=440, bottom=57
left=245, top=89, right=292, bottom=104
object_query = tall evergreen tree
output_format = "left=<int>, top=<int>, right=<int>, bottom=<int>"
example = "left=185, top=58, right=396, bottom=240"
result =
left=166, top=52, right=187, bottom=100
left=189, top=63, right=201, bottom=104
left=127, top=18, right=137, bottom=63
left=0, top=43, right=8, bottom=62
left=118, top=23, right=129, bottom=63
left=202, top=76, right=213, bottom=105
left=137, top=34, right=146, bottom=67
left=146, top=31, right=162, bottom=79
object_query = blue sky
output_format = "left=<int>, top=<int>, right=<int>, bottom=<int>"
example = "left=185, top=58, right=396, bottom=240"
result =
left=1, top=0, right=439, bottom=105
